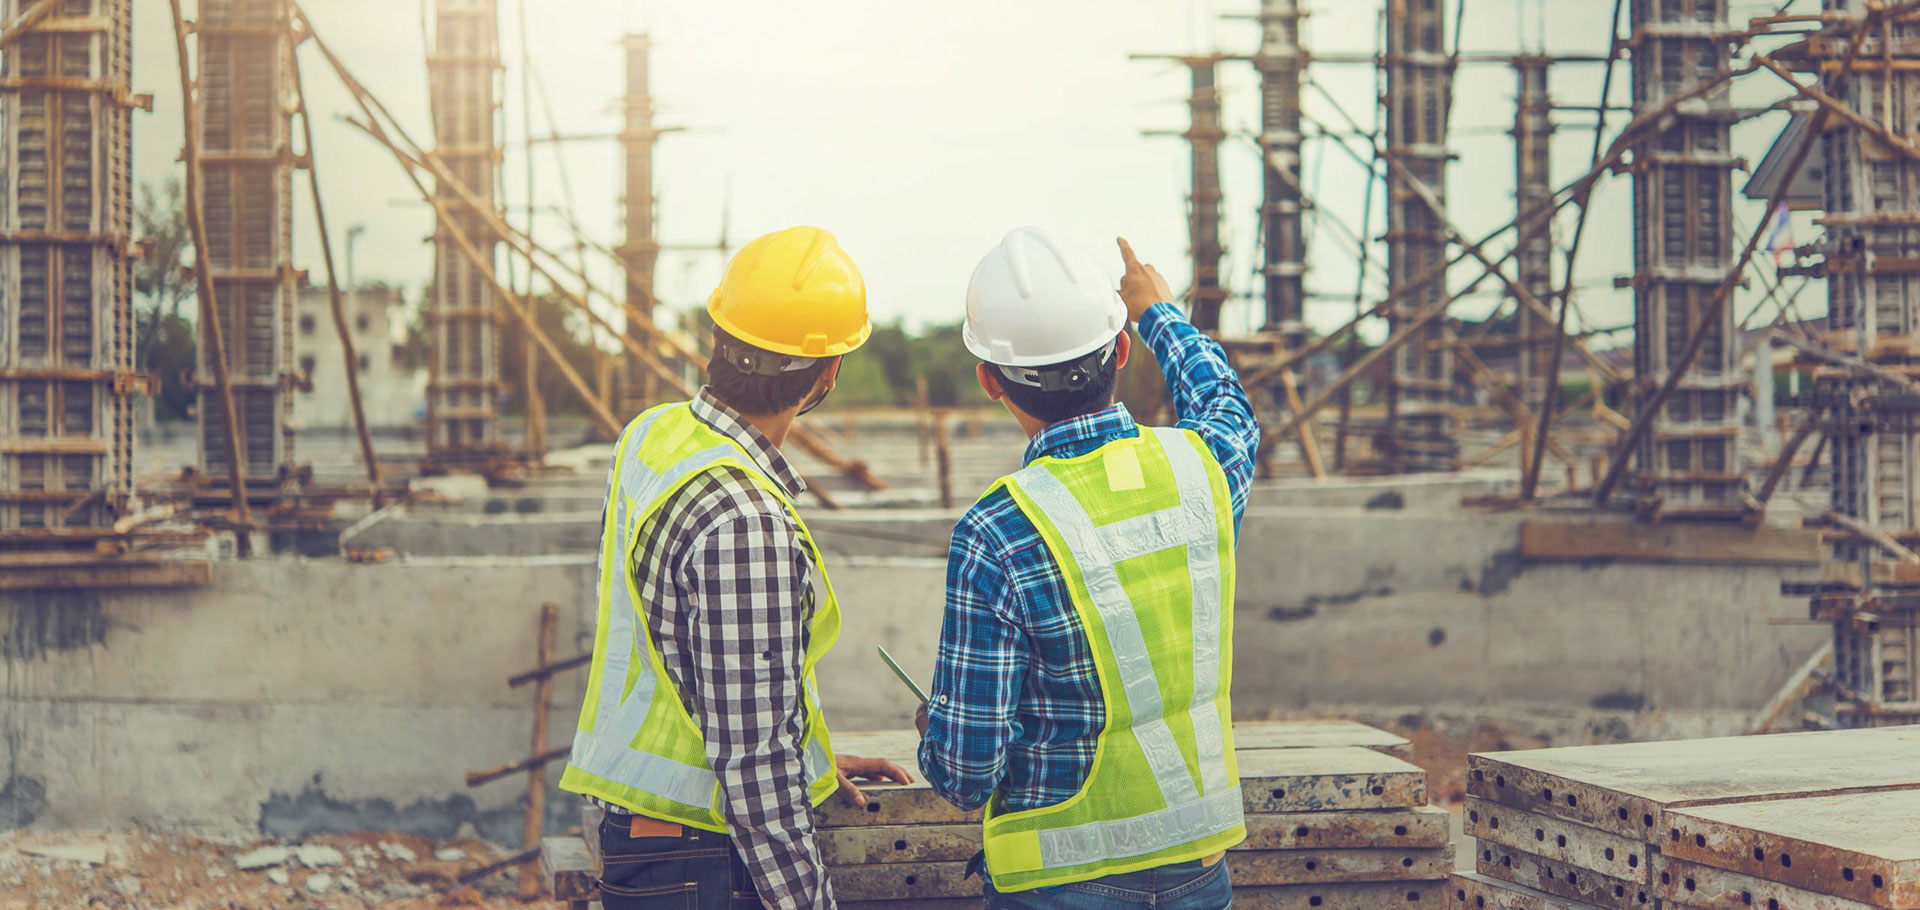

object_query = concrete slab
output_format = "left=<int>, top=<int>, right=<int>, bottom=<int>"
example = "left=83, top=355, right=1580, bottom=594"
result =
left=1654, top=853, right=1882, bottom=910
left=1465, top=796, right=1649, bottom=882
left=1466, top=726, right=1920, bottom=843
left=1449, top=871, right=1600, bottom=909
left=1477, top=841, right=1648, bottom=909
left=1665, top=790, right=1920, bottom=907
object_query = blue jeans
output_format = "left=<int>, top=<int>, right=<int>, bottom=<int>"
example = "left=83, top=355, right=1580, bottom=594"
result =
left=984, top=858, right=1231, bottom=910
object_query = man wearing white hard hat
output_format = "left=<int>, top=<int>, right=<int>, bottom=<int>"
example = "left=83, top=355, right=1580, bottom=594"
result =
left=916, top=227, right=1260, bottom=908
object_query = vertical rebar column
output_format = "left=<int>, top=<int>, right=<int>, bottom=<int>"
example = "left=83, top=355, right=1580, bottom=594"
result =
left=618, top=33, right=659, bottom=411
left=426, top=0, right=503, bottom=465
left=1627, top=0, right=1742, bottom=514
left=0, top=0, right=138, bottom=533
left=1811, top=0, right=1920, bottom=726
left=1383, top=0, right=1456, bottom=471
left=1511, top=56, right=1554, bottom=404
left=1254, top=0, right=1307, bottom=343
left=195, top=0, right=294, bottom=486
left=1186, top=58, right=1227, bottom=332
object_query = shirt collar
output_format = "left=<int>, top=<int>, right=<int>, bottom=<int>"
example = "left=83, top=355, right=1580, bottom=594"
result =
left=691, top=388, right=808, bottom=496
left=1023, top=403, right=1140, bottom=466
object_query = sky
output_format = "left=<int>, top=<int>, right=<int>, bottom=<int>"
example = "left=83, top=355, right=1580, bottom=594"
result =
left=125, top=0, right=1822, bottom=349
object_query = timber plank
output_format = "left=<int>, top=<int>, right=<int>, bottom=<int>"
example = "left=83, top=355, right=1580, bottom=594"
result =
left=1476, top=841, right=1651, bottom=909
left=1519, top=519, right=1821, bottom=566
left=1448, top=871, right=1602, bottom=910
left=1663, top=790, right=1920, bottom=908
left=1467, top=725, right=1920, bottom=841
left=0, top=559, right=211, bottom=591
left=818, top=824, right=981, bottom=865
left=1466, top=796, right=1649, bottom=882
left=1654, top=854, right=1882, bottom=910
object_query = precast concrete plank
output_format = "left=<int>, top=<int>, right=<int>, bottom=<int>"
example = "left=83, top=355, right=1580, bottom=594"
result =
left=1466, top=726, right=1920, bottom=841
left=843, top=882, right=1450, bottom=910
left=818, top=824, right=982, bottom=865
left=1240, top=747, right=1430, bottom=813
left=830, top=850, right=1450, bottom=900
left=1240, top=806, right=1452, bottom=850
left=1466, top=797, right=1650, bottom=882
left=1231, top=720, right=1416, bottom=759
left=1448, top=872, right=1609, bottom=910
left=1476, top=840, right=1654, bottom=909
left=830, top=721, right=1413, bottom=765
left=820, top=745, right=1427, bottom=827
left=1662, top=790, right=1920, bottom=908
left=1227, top=847, right=1453, bottom=884
left=1653, top=854, right=1881, bottom=910
left=541, top=836, right=596, bottom=902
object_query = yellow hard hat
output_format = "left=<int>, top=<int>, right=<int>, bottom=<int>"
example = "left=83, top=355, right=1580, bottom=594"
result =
left=707, top=226, right=871, bottom=358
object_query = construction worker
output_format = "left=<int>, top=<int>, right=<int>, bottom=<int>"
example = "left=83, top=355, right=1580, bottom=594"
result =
left=560, top=226, right=912, bottom=910
left=917, top=228, right=1260, bottom=908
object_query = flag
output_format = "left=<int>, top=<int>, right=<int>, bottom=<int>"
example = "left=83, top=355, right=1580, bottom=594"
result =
left=1764, top=203, right=1794, bottom=264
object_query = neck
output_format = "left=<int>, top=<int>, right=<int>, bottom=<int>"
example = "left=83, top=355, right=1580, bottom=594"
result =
left=741, top=410, right=797, bottom=449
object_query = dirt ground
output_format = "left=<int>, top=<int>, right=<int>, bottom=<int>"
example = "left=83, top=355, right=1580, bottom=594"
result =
left=0, top=829, right=567, bottom=910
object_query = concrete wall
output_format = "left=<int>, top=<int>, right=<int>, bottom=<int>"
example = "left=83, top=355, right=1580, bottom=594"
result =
left=2, top=491, right=1826, bottom=838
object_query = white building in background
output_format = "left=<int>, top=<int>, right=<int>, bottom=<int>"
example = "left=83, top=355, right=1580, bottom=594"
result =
left=292, top=285, right=423, bottom=429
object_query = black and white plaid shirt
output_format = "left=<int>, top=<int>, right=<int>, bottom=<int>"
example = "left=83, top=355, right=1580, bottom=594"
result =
left=596, top=388, right=833, bottom=910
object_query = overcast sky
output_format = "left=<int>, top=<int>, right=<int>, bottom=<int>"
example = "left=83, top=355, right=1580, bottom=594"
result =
left=127, top=0, right=1819, bottom=348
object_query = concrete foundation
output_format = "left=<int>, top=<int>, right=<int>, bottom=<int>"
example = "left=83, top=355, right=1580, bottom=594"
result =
left=1, top=467, right=1824, bottom=840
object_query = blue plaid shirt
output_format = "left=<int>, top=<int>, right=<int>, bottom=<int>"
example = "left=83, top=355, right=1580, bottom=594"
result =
left=918, top=302, right=1259, bottom=812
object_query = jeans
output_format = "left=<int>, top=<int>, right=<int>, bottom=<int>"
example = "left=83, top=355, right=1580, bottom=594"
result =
left=984, top=858, right=1231, bottom=910
left=596, top=810, right=761, bottom=910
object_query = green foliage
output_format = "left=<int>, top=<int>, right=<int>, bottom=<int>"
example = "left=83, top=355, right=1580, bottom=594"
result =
left=146, top=314, right=197, bottom=421
left=503, top=292, right=602, bottom=417
left=133, top=179, right=194, bottom=372
left=816, top=320, right=987, bottom=410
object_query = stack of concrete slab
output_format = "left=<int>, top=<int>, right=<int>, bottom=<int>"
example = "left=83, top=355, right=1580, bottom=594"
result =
left=819, top=720, right=1454, bottom=909
left=1450, top=725, right=1920, bottom=910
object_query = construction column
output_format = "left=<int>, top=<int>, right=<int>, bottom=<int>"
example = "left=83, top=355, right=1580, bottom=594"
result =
left=195, top=0, right=295, bottom=490
left=1510, top=56, right=1553, bottom=404
left=618, top=33, right=660, bottom=412
left=1383, top=0, right=1456, bottom=471
left=1627, top=0, right=1743, bottom=515
left=426, top=0, right=504, bottom=467
left=0, top=0, right=139, bottom=533
left=1254, top=0, right=1307, bottom=345
left=1804, top=2, right=1920, bottom=726
left=1186, top=57, right=1227, bottom=332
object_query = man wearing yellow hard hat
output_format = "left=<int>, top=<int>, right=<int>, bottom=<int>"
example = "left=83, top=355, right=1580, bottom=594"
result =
left=560, top=226, right=912, bottom=910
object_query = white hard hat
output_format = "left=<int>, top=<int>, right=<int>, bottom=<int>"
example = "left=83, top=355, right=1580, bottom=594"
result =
left=962, top=227, right=1128, bottom=368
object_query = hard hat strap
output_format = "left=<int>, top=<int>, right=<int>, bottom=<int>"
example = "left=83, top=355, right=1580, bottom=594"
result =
left=718, top=338, right=821, bottom=376
left=995, top=337, right=1118, bottom=394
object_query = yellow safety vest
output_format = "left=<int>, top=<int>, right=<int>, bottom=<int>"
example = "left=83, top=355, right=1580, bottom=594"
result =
left=980, top=425, right=1245, bottom=892
left=558, top=402, right=841, bottom=831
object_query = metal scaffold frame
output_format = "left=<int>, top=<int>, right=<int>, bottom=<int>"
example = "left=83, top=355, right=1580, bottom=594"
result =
left=1510, top=55, right=1554, bottom=408
left=0, top=0, right=141, bottom=539
left=1254, top=0, right=1307, bottom=344
left=425, top=0, right=506, bottom=468
left=194, top=0, right=296, bottom=491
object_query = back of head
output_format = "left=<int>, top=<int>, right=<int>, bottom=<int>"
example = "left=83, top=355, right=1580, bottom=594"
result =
left=704, top=226, right=872, bottom=417
left=964, top=227, right=1128, bottom=425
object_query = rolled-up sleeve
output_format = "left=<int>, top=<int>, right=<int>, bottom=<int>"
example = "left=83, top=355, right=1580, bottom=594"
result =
left=918, top=504, right=1026, bottom=811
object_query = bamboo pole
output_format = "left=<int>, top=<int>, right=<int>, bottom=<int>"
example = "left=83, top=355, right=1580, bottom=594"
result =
left=169, top=0, right=253, bottom=557
left=0, top=0, right=58, bottom=53
left=288, top=35, right=382, bottom=504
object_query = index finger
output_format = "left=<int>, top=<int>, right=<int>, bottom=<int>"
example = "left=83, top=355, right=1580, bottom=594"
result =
left=1117, top=237, right=1142, bottom=270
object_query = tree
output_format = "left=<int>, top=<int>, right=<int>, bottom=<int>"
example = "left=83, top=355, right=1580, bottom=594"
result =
left=132, top=180, right=197, bottom=420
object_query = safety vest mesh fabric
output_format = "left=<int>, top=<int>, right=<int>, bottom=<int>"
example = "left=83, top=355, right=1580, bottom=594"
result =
left=980, top=425, right=1244, bottom=892
left=558, top=402, right=842, bottom=832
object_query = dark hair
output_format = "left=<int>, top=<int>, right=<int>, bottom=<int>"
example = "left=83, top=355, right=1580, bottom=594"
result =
left=989, top=335, right=1122, bottom=425
left=706, top=327, right=835, bottom=417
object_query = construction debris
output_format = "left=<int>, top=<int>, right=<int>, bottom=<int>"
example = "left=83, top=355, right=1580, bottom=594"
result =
left=543, top=720, right=1454, bottom=908
left=1451, top=725, right=1920, bottom=909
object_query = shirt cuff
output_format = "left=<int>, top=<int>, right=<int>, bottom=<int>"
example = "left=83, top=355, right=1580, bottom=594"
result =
left=1136, top=301, right=1185, bottom=340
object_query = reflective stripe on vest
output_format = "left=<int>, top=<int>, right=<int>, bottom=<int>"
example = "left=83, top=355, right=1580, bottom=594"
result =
left=985, top=425, right=1242, bottom=885
left=560, top=403, right=839, bottom=828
